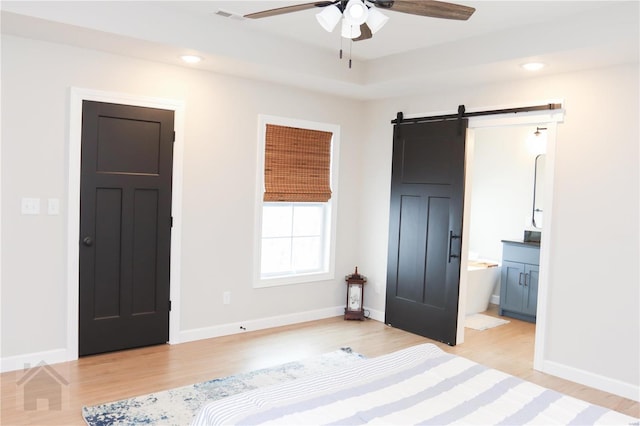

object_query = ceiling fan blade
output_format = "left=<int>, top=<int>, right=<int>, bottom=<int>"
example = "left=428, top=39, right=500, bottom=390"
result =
left=379, top=0, right=475, bottom=21
left=244, top=1, right=335, bottom=19
left=354, top=23, right=373, bottom=41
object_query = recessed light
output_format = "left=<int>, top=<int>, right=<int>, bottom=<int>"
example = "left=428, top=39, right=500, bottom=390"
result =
left=181, top=55, right=202, bottom=64
left=521, top=62, right=545, bottom=71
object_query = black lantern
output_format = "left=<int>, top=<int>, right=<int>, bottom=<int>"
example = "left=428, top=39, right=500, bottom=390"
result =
left=344, top=267, right=366, bottom=320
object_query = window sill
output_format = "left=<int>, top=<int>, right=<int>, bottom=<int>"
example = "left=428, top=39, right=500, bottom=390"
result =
left=254, top=271, right=334, bottom=288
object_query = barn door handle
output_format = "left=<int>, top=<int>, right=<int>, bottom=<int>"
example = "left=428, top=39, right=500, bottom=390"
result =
left=448, top=231, right=461, bottom=263
left=82, top=236, right=93, bottom=247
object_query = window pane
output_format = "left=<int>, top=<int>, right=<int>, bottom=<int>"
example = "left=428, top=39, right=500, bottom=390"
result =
left=292, top=204, right=323, bottom=236
left=261, top=238, right=291, bottom=274
left=262, top=204, right=293, bottom=238
left=292, top=237, right=322, bottom=271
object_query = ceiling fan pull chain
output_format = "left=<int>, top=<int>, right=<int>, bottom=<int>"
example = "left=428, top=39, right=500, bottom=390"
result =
left=349, top=39, right=353, bottom=69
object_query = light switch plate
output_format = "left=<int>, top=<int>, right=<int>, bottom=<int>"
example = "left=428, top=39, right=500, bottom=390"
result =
left=48, top=198, right=60, bottom=215
left=21, top=198, right=40, bottom=215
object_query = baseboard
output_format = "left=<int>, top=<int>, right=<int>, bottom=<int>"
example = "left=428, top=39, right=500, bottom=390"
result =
left=178, top=306, right=345, bottom=344
left=1, top=306, right=359, bottom=372
left=365, top=307, right=384, bottom=322
left=542, top=359, right=640, bottom=402
left=490, top=295, right=500, bottom=305
left=0, top=348, right=70, bottom=373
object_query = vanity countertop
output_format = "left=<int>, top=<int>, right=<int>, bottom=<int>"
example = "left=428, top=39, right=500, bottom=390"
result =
left=501, top=239, right=540, bottom=247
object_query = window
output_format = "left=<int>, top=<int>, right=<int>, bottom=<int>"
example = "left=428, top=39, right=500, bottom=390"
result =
left=261, top=203, right=327, bottom=276
left=254, top=116, right=339, bottom=287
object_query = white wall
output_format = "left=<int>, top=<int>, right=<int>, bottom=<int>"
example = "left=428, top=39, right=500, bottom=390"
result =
left=359, top=64, right=639, bottom=399
left=469, top=126, right=540, bottom=263
left=1, top=35, right=365, bottom=361
left=1, top=34, right=638, bottom=401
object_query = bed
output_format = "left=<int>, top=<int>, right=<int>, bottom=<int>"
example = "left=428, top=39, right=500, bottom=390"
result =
left=192, top=343, right=637, bottom=425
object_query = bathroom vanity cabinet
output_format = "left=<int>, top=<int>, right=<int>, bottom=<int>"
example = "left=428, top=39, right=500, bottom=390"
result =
left=499, top=240, right=540, bottom=323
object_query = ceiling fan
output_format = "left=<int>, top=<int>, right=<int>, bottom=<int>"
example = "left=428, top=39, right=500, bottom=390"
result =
left=244, top=0, right=476, bottom=42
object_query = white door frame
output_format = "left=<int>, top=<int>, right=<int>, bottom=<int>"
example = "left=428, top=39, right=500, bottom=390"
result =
left=454, top=103, right=564, bottom=371
left=66, top=87, right=185, bottom=361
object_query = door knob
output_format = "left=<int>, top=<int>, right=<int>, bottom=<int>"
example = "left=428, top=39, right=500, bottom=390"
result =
left=82, top=236, right=93, bottom=247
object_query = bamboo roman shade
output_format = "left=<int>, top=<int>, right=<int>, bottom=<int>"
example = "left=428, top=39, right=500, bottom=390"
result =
left=264, top=124, right=333, bottom=202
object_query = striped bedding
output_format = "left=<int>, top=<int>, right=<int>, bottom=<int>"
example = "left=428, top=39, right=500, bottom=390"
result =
left=192, top=343, right=637, bottom=425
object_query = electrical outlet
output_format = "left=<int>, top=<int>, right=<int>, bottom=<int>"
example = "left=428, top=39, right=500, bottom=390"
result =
left=223, top=291, right=231, bottom=305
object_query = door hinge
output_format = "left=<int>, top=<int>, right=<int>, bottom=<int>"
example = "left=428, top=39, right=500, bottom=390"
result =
left=170, top=216, right=173, bottom=227
left=172, top=130, right=176, bottom=142
left=169, top=300, right=172, bottom=311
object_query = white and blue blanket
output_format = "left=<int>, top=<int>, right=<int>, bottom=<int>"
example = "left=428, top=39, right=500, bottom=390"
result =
left=192, top=343, right=637, bottom=425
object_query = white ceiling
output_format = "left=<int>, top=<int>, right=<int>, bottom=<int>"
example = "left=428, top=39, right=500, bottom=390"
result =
left=167, top=1, right=614, bottom=60
left=1, top=1, right=638, bottom=100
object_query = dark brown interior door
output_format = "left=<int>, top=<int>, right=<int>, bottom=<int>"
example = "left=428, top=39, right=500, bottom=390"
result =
left=385, top=118, right=467, bottom=345
left=79, top=101, right=174, bottom=356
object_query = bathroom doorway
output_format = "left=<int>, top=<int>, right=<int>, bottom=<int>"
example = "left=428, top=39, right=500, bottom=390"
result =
left=466, top=125, right=542, bottom=310
left=457, top=109, right=563, bottom=371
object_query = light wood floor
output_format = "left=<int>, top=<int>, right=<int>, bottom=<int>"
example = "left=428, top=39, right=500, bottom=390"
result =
left=2, top=306, right=638, bottom=424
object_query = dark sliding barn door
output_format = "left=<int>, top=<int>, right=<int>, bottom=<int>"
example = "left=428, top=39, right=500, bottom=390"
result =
left=79, top=101, right=174, bottom=356
left=385, top=118, right=467, bottom=345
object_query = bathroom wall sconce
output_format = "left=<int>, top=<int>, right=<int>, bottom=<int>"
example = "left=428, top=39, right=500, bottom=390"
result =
left=534, top=127, right=546, bottom=136
left=527, top=126, right=547, bottom=155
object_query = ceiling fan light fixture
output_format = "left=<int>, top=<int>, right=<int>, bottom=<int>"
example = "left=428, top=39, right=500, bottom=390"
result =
left=365, top=7, right=389, bottom=34
left=316, top=5, right=342, bottom=32
left=343, top=0, right=368, bottom=26
left=341, top=18, right=361, bottom=39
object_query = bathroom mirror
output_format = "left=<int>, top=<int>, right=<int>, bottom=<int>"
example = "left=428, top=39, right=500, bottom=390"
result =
left=532, top=154, right=545, bottom=228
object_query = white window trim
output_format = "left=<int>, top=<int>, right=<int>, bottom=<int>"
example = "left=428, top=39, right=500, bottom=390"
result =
left=253, top=115, right=340, bottom=288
